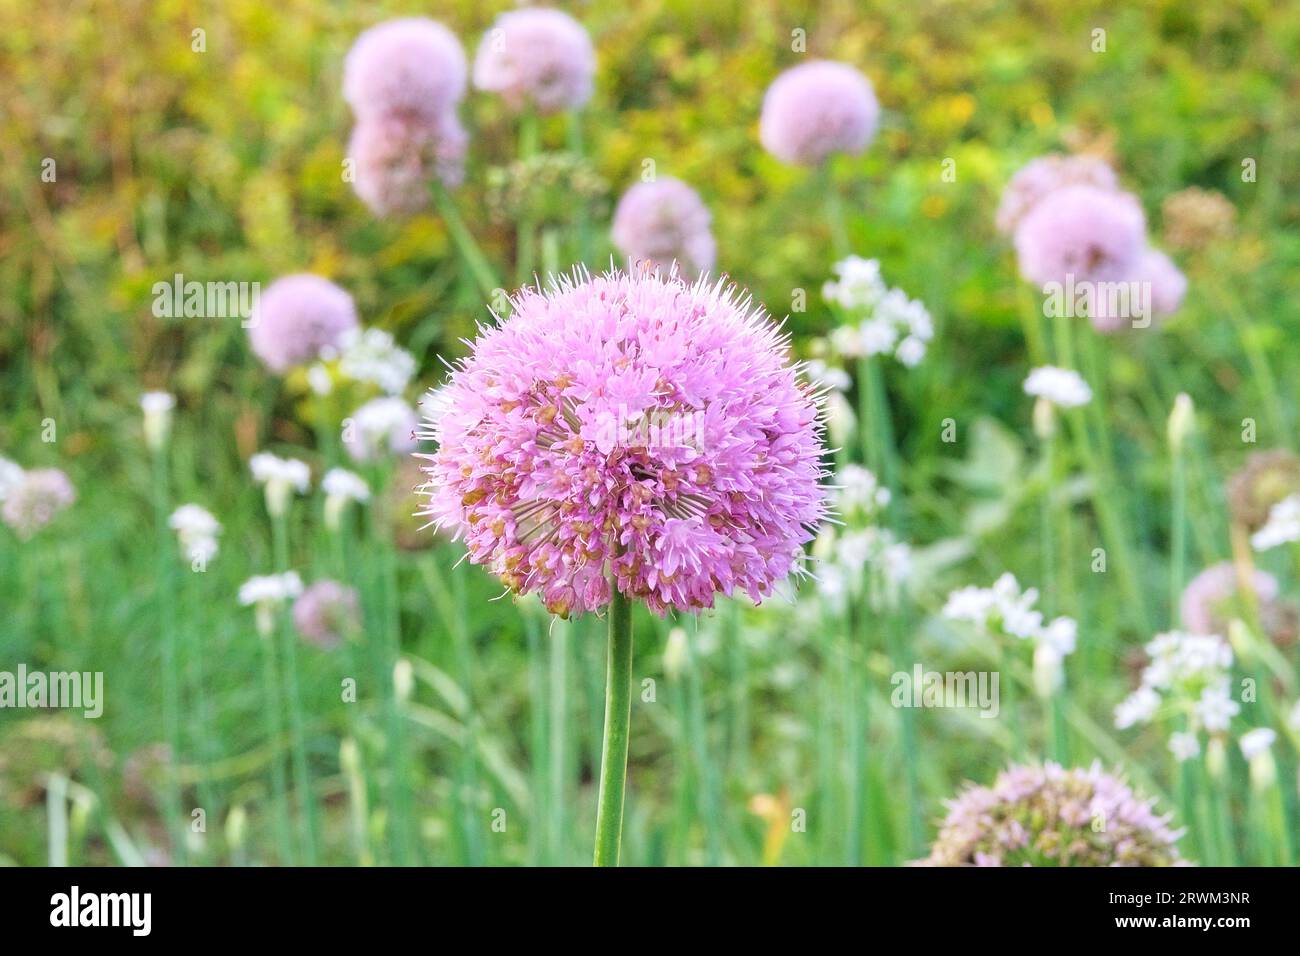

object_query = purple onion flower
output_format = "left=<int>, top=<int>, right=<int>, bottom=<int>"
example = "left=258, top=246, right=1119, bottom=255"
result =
left=248, top=275, right=359, bottom=373
left=923, top=762, right=1186, bottom=866
left=292, top=580, right=361, bottom=649
left=343, top=18, right=467, bottom=122
left=2, top=468, right=75, bottom=539
left=420, top=267, right=829, bottom=618
left=1013, top=184, right=1147, bottom=288
left=995, top=154, right=1119, bottom=235
left=611, top=177, right=716, bottom=278
left=473, top=8, right=595, bottom=114
left=759, top=60, right=879, bottom=166
left=348, top=112, right=468, bottom=216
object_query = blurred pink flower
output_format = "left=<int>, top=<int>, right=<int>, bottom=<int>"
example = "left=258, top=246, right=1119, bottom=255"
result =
left=1013, top=184, right=1146, bottom=287
left=343, top=17, right=467, bottom=122
left=759, top=60, right=879, bottom=166
left=348, top=112, right=468, bottom=216
left=473, top=8, right=595, bottom=114
left=248, top=274, right=358, bottom=373
left=2, top=468, right=75, bottom=539
left=292, top=580, right=360, bottom=650
left=611, top=177, right=715, bottom=278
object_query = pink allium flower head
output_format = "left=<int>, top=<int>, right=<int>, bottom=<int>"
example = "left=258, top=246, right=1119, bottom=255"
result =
left=995, top=153, right=1119, bottom=235
left=1089, top=246, right=1188, bottom=334
left=472, top=8, right=595, bottom=114
left=348, top=112, right=468, bottom=216
left=420, top=268, right=829, bottom=618
left=923, top=762, right=1186, bottom=867
left=611, top=178, right=716, bottom=278
left=2, top=468, right=75, bottom=539
left=248, top=274, right=359, bottom=373
left=292, top=580, right=360, bottom=649
left=1013, top=184, right=1146, bottom=288
left=1180, top=561, right=1278, bottom=636
left=343, top=18, right=467, bottom=122
left=759, top=60, right=879, bottom=166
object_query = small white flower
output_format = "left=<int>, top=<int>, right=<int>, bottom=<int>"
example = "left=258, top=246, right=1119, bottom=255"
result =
left=1195, top=682, right=1240, bottom=733
left=338, top=328, right=416, bottom=396
left=1114, top=686, right=1160, bottom=729
left=828, top=324, right=864, bottom=359
left=0, top=457, right=25, bottom=501
left=250, top=452, right=311, bottom=516
left=1250, top=494, right=1300, bottom=552
left=344, top=397, right=418, bottom=463
left=169, top=503, right=221, bottom=565
left=1239, top=727, right=1276, bottom=761
left=322, top=467, right=371, bottom=530
left=803, top=359, right=851, bottom=392
left=307, top=363, right=333, bottom=396
left=239, top=571, right=304, bottom=635
left=896, top=336, right=926, bottom=367
left=140, top=391, right=176, bottom=451
left=1168, top=731, right=1200, bottom=762
left=1023, top=366, right=1092, bottom=409
left=1038, top=616, right=1078, bottom=657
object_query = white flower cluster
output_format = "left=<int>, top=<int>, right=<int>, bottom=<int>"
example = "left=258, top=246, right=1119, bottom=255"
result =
left=836, top=464, right=891, bottom=521
left=336, top=328, right=417, bottom=396
left=345, top=396, right=418, bottom=462
left=1114, top=631, right=1239, bottom=741
left=823, top=256, right=933, bottom=367
left=811, top=466, right=910, bottom=611
left=239, top=571, right=304, bottom=636
left=322, top=467, right=371, bottom=530
left=250, top=452, right=311, bottom=516
left=1250, top=494, right=1300, bottom=552
left=169, top=504, right=221, bottom=566
left=0, top=456, right=24, bottom=500
left=803, top=359, right=851, bottom=393
left=1023, top=366, right=1092, bottom=409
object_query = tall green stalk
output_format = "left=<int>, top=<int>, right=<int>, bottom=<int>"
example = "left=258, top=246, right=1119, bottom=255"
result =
left=272, top=511, right=318, bottom=865
left=431, top=181, right=501, bottom=303
left=593, top=582, right=633, bottom=866
left=150, top=444, right=187, bottom=864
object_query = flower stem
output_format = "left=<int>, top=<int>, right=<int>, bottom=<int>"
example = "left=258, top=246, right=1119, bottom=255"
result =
left=151, top=446, right=187, bottom=864
left=593, top=582, right=634, bottom=866
left=431, top=180, right=501, bottom=303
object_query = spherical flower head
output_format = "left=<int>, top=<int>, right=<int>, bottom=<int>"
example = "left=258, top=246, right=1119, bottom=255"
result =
left=1179, top=561, right=1278, bottom=637
left=995, top=154, right=1119, bottom=235
left=1226, top=449, right=1300, bottom=531
left=421, top=268, right=829, bottom=618
left=759, top=60, right=879, bottom=166
left=248, top=275, right=359, bottom=373
left=348, top=112, right=468, bottom=216
left=611, top=177, right=716, bottom=278
left=292, top=580, right=360, bottom=650
left=1013, top=184, right=1146, bottom=288
left=923, top=762, right=1185, bottom=866
left=343, top=396, right=419, bottom=463
left=2, top=468, right=75, bottom=539
left=1161, top=187, right=1236, bottom=252
left=343, top=17, right=467, bottom=122
left=473, top=8, right=595, bottom=115
left=1090, top=246, right=1188, bottom=334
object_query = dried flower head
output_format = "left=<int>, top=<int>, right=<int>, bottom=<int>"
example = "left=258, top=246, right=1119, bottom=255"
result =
left=472, top=8, right=595, bottom=114
left=420, top=268, right=829, bottom=617
left=995, top=154, right=1119, bottom=235
left=343, top=17, right=467, bottom=122
left=248, top=275, right=359, bottom=373
left=292, top=580, right=361, bottom=649
left=2, top=468, right=75, bottom=539
left=759, top=60, right=879, bottom=166
left=1226, top=449, right=1300, bottom=531
left=486, top=152, right=607, bottom=226
left=611, top=177, right=716, bottom=279
left=1161, top=187, right=1236, bottom=252
left=923, top=762, right=1185, bottom=867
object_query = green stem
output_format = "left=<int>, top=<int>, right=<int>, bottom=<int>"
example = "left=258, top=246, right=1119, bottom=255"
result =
left=258, top=622, right=295, bottom=864
left=821, top=163, right=849, bottom=257
left=567, top=112, right=592, bottom=264
left=593, top=583, right=634, bottom=866
left=151, top=447, right=187, bottom=864
left=431, top=181, right=501, bottom=303
left=272, top=511, right=318, bottom=865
